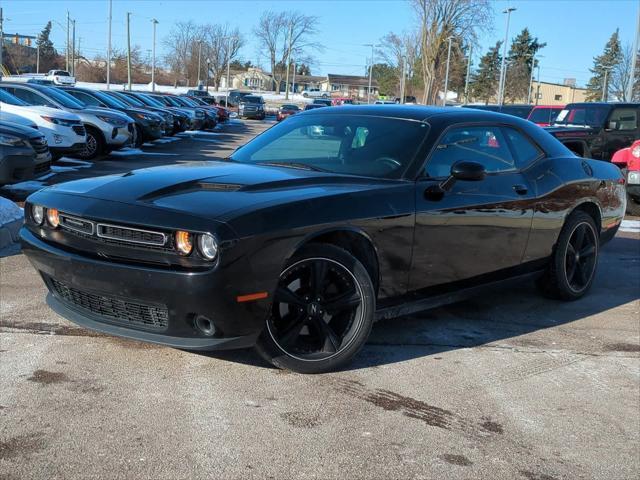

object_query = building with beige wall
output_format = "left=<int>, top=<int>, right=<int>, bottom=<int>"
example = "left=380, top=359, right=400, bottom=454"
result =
left=530, top=81, right=588, bottom=105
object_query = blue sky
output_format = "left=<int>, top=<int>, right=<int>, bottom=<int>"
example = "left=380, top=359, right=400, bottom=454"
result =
left=2, top=0, right=638, bottom=86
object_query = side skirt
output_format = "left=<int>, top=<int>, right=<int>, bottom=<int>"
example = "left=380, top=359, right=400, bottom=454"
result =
left=374, top=270, right=544, bottom=321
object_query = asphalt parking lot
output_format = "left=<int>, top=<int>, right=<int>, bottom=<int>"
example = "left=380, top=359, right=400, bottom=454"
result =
left=1, top=119, right=639, bottom=479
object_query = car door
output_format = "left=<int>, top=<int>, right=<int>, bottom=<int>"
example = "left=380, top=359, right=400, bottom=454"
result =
left=409, top=124, right=539, bottom=292
left=604, top=106, right=639, bottom=159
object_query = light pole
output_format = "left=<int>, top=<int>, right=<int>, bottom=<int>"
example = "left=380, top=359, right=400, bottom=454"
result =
left=497, top=7, right=516, bottom=106
left=527, top=53, right=542, bottom=104
left=206, top=58, right=210, bottom=92
left=151, top=18, right=158, bottom=91
left=463, top=45, right=472, bottom=104
left=535, top=63, right=541, bottom=105
left=107, top=0, right=112, bottom=89
left=126, top=12, right=131, bottom=90
left=399, top=56, right=407, bottom=104
left=291, top=60, right=296, bottom=97
left=284, top=22, right=293, bottom=100
left=71, top=19, right=76, bottom=76
left=443, top=36, right=454, bottom=106
left=628, top=4, right=639, bottom=101
left=364, top=43, right=381, bottom=104
left=223, top=36, right=235, bottom=107
left=197, top=41, right=202, bottom=86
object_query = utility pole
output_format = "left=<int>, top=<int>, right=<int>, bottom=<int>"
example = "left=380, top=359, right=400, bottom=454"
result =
left=1, top=8, right=5, bottom=77
left=206, top=58, right=210, bottom=92
left=126, top=12, right=132, bottom=90
left=628, top=4, right=640, bottom=101
left=602, top=67, right=611, bottom=102
left=107, top=0, right=112, bottom=89
left=399, top=56, right=407, bottom=104
left=291, top=60, right=296, bottom=97
left=224, top=35, right=233, bottom=107
left=71, top=19, right=76, bottom=76
left=197, top=41, right=202, bottom=86
left=535, top=64, right=541, bottom=105
left=36, top=44, right=40, bottom=74
left=364, top=43, right=378, bottom=104
left=527, top=53, right=536, bottom=104
left=443, top=36, right=454, bottom=106
left=66, top=11, right=70, bottom=71
left=497, top=7, right=516, bottom=106
left=151, top=18, right=158, bottom=91
left=464, top=46, right=472, bottom=104
left=284, top=22, right=293, bottom=99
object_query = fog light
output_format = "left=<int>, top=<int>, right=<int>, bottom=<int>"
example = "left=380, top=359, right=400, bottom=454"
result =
left=175, top=230, right=193, bottom=255
left=47, top=208, right=60, bottom=228
left=53, top=134, right=63, bottom=145
left=195, top=315, right=216, bottom=336
left=31, top=204, right=44, bottom=225
left=197, top=233, right=218, bottom=260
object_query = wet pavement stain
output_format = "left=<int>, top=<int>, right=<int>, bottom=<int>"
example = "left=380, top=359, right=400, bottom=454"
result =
left=0, top=433, right=46, bottom=459
left=280, top=411, right=321, bottom=428
left=480, top=419, right=504, bottom=434
left=440, top=453, right=473, bottom=466
left=0, top=321, right=103, bottom=337
left=27, top=369, right=69, bottom=385
left=519, top=470, right=559, bottom=480
left=605, top=342, right=640, bottom=352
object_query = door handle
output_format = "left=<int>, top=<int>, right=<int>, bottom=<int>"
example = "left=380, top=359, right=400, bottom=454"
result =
left=513, top=184, right=528, bottom=195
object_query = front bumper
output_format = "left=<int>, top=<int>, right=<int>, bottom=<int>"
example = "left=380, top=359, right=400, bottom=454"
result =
left=102, top=124, right=133, bottom=148
left=0, top=148, right=39, bottom=184
left=627, top=183, right=640, bottom=201
left=50, top=143, right=86, bottom=156
left=20, top=227, right=266, bottom=351
left=140, top=122, right=164, bottom=142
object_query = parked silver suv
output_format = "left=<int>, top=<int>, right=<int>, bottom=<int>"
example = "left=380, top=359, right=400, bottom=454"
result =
left=0, top=82, right=134, bottom=159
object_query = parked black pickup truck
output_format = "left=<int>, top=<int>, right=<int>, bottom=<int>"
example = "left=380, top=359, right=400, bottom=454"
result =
left=547, top=102, right=639, bottom=160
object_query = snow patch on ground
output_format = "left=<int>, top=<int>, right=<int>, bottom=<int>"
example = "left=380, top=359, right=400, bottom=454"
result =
left=109, top=148, right=179, bottom=157
left=0, top=197, right=22, bottom=225
left=1, top=180, right=48, bottom=192
left=0, top=197, right=24, bottom=256
left=620, top=219, right=640, bottom=233
left=57, top=158, right=93, bottom=168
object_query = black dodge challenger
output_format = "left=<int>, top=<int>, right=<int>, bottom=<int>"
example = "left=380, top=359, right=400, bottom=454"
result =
left=20, top=106, right=626, bottom=373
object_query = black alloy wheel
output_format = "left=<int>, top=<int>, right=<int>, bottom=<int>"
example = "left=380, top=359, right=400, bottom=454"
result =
left=537, top=210, right=599, bottom=300
left=76, top=127, right=104, bottom=160
left=256, top=244, right=375, bottom=373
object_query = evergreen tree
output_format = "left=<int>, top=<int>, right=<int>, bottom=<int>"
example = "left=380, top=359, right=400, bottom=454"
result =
left=470, top=41, right=502, bottom=104
left=296, top=63, right=311, bottom=76
left=504, top=28, right=545, bottom=103
left=585, top=29, right=622, bottom=101
left=36, top=21, right=57, bottom=71
left=372, top=63, right=400, bottom=96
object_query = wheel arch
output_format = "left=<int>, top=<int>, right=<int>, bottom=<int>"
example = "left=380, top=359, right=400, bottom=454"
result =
left=289, top=227, right=380, bottom=295
left=84, top=123, right=107, bottom=144
left=570, top=200, right=603, bottom=234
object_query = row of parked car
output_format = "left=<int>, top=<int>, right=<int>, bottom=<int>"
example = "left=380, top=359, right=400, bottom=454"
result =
left=0, top=78, right=232, bottom=186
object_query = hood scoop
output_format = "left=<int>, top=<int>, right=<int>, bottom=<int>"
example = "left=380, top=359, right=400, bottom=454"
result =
left=138, top=179, right=242, bottom=202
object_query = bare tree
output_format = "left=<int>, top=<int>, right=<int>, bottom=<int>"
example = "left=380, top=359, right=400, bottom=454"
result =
left=611, top=43, right=637, bottom=101
left=163, top=21, right=200, bottom=86
left=377, top=31, right=420, bottom=96
left=254, top=11, right=319, bottom=93
left=410, top=0, right=493, bottom=104
left=202, top=24, right=244, bottom=90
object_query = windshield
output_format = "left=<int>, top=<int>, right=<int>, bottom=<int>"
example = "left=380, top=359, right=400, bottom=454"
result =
left=230, top=114, right=428, bottom=179
left=40, top=86, right=86, bottom=109
left=116, top=93, right=145, bottom=107
left=0, top=89, right=28, bottom=106
left=555, top=105, right=609, bottom=127
left=137, top=94, right=165, bottom=108
left=53, top=71, right=70, bottom=76
left=529, top=107, right=561, bottom=124
left=92, top=90, right=127, bottom=109
left=244, top=96, right=263, bottom=104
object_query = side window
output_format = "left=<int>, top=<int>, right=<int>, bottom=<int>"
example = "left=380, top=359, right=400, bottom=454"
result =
left=10, top=88, right=56, bottom=108
left=425, top=125, right=515, bottom=178
left=503, top=127, right=543, bottom=168
left=69, top=91, right=100, bottom=106
left=609, top=108, right=638, bottom=131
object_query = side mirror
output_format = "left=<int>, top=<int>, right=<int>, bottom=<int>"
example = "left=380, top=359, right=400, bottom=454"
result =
left=451, top=161, right=486, bottom=182
left=606, top=120, right=618, bottom=131
left=438, top=161, right=486, bottom=192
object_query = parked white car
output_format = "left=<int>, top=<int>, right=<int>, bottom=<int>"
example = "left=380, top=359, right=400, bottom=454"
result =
left=0, top=88, right=86, bottom=159
left=0, top=82, right=134, bottom=159
left=45, top=70, right=76, bottom=86
left=301, top=88, right=329, bottom=99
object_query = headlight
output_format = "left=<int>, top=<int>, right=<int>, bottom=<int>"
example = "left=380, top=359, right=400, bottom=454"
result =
left=0, top=134, right=26, bottom=147
left=632, top=145, right=640, bottom=159
left=31, top=204, right=44, bottom=225
left=96, top=115, right=128, bottom=127
left=175, top=230, right=193, bottom=255
left=47, top=208, right=60, bottom=227
left=197, top=233, right=218, bottom=261
left=628, top=171, right=640, bottom=185
left=133, top=112, right=156, bottom=121
left=196, top=111, right=205, bottom=118
left=41, top=115, right=78, bottom=127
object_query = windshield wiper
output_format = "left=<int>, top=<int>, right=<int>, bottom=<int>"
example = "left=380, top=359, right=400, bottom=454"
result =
left=255, top=161, right=327, bottom=172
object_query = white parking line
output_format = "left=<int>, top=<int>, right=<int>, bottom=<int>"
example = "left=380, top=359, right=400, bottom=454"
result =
left=620, top=220, right=640, bottom=233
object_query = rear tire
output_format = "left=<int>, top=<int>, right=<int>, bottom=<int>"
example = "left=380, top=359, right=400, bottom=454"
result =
left=537, top=211, right=599, bottom=301
left=255, top=244, right=375, bottom=374
left=134, top=125, right=144, bottom=148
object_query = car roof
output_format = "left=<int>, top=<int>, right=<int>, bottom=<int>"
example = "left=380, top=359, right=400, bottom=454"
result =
left=565, top=102, right=640, bottom=108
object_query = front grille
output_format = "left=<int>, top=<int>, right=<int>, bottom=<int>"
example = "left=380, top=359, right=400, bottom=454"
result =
left=97, top=224, right=167, bottom=246
left=29, top=137, right=49, bottom=154
left=72, top=125, right=86, bottom=136
left=59, top=214, right=94, bottom=235
left=51, top=279, right=169, bottom=330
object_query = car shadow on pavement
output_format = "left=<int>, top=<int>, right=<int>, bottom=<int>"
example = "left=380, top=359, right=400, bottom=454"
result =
left=197, top=235, right=640, bottom=371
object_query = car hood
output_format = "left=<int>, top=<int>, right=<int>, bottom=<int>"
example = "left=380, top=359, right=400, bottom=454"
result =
left=0, top=120, right=43, bottom=139
left=0, top=111, right=38, bottom=129
left=42, top=162, right=398, bottom=222
left=2, top=103, right=82, bottom=121
left=70, top=107, right=132, bottom=121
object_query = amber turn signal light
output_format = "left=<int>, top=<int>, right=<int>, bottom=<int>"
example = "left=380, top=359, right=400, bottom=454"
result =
left=47, top=208, right=60, bottom=228
left=175, top=230, right=193, bottom=255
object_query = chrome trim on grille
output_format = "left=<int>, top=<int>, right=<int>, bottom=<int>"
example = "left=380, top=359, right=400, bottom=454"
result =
left=59, top=214, right=95, bottom=235
left=96, top=223, right=167, bottom=246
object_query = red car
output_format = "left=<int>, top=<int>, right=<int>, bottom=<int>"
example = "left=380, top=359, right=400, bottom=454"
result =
left=527, top=105, right=564, bottom=127
left=276, top=104, right=300, bottom=122
left=612, top=139, right=640, bottom=216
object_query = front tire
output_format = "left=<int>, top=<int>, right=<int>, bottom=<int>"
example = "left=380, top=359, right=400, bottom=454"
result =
left=255, top=244, right=375, bottom=374
left=537, top=211, right=599, bottom=300
left=76, top=127, right=105, bottom=160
